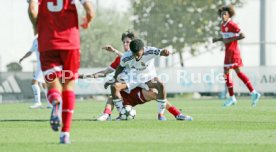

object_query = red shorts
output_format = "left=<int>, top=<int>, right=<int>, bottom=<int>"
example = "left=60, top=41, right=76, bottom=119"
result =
left=40, top=50, right=80, bottom=82
left=121, top=87, right=148, bottom=107
left=224, top=57, right=243, bottom=70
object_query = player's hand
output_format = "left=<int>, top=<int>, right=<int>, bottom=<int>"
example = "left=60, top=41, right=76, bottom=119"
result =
left=80, top=17, right=89, bottom=29
left=80, top=16, right=91, bottom=29
left=161, top=49, right=170, bottom=56
left=104, top=79, right=115, bottom=89
left=78, top=73, right=95, bottom=79
left=102, top=45, right=116, bottom=53
left=19, top=58, right=23, bottom=64
left=212, top=38, right=218, bottom=43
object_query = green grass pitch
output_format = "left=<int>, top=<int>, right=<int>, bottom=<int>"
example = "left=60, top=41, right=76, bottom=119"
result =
left=0, top=98, right=275, bottom=152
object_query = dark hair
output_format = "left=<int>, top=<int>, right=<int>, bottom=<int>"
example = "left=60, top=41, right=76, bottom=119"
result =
left=218, top=5, right=235, bottom=17
left=121, top=30, right=136, bottom=41
left=130, top=39, right=144, bottom=53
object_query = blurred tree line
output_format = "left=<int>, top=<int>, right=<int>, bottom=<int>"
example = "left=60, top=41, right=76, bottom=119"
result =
left=131, top=0, right=243, bottom=67
left=79, top=8, right=133, bottom=67
left=79, top=0, right=243, bottom=67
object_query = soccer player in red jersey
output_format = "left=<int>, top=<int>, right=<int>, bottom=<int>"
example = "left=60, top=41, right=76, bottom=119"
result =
left=28, top=0, right=94, bottom=144
left=213, top=5, right=261, bottom=107
left=79, top=31, right=192, bottom=121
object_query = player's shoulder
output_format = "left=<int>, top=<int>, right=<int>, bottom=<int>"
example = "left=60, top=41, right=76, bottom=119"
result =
left=144, top=46, right=157, bottom=51
left=228, top=20, right=239, bottom=27
left=121, top=51, right=133, bottom=63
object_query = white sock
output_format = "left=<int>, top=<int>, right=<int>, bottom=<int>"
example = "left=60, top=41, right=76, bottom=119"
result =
left=60, top=132, right=70, bottom=137
left=113, top=99, right=123, bottom=112
left=32, top=84, right=41, bottom=104
left=157, top=99, right=166, bottom=115
left=230, top=96, right=236, bottom=101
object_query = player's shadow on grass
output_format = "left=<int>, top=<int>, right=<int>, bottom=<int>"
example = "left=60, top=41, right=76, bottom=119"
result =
left=0, top=119, right=93, bottom=122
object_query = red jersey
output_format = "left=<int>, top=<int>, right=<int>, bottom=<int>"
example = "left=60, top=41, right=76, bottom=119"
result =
left=109, top=56, right=121, bottom=70
left=221, top=19, right=241, bottom=59
left=37, top=0, right=80, bottom=51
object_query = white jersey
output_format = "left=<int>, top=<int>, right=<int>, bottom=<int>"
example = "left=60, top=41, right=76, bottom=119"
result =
left=29, top=38, right=41, bottom=70
left=29, top=38, right=44, bottom=83
left=120, top=47, right=161, bottom=83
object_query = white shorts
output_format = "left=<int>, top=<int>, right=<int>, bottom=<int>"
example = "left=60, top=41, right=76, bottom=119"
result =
left=118, top=72, right=155, bottom=94
left=33, top=69, right=45, bottom=83
left=124, top=81, right=149, bottom=94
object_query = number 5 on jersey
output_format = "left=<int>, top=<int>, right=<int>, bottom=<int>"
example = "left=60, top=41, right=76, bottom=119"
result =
left=47, top=0, right=63, bottom=12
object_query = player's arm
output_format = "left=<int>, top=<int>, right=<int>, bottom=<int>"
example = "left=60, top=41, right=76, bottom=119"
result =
left=27, top=0, right=38, bottom=34
left=104, top=66, right=125, bottom=89
left=102, top=45, right=123, bottom=57
left=113, top=65, right=125, bottom=80
left=212, top=37, right=223, bottom=43
left=222, top=33, right=245, bottom=44
left=19, top=51, right=33, bottom=64
left=79, top=67, right=114, bottom=79
left=81, top=0, right=94, bottom=29
left=213, top=25, right=223, bottom=43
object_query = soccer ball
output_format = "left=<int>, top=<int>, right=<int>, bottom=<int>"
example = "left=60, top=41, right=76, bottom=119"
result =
left=119, top=105, right=136, bottom=120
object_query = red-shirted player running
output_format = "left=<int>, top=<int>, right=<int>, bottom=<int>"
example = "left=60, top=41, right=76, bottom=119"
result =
left=213, top=5, right=261, bottom=107
left=79, top=31, right=192, bottom=121
left=28, top=0, right=94, bottom=144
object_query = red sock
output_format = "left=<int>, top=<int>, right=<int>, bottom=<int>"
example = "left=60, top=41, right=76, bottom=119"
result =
left=168, top=106, right=181, bottom=117
left=61, top=91, right=75, bottom=132
left=47, top=88, right=61, bottom=104
left=237, top=72, right=254, bottom=92
left=225, top=73, right=234, bottom=96
left=103, top=108, right=112, bottom=115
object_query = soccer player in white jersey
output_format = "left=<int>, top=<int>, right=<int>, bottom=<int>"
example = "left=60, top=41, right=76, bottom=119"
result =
left=105, top=39, right=171, bottom=120
left=80, top=32, right=192, bottom=121
left=19, top=38, right=51, bottom=109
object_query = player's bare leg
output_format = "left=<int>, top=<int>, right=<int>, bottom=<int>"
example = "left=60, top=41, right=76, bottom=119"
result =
left=110, top=82, right=128, bottom=113
left=146, top=78, right=167, bottom=120
left=30, top=79, right=42, bottom=109
left=41, top=82, right=52, bottom=108
left=47, top=77, right=62, bottom=132
left=96, top=97, right=114, bottom=121
left=234, top=68, right=261, bottom=106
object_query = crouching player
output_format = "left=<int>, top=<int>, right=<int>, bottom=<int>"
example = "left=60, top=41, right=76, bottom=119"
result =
left=79, top=35, right=192, bottom=121
left=104, top=39, right=192, bottom=121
